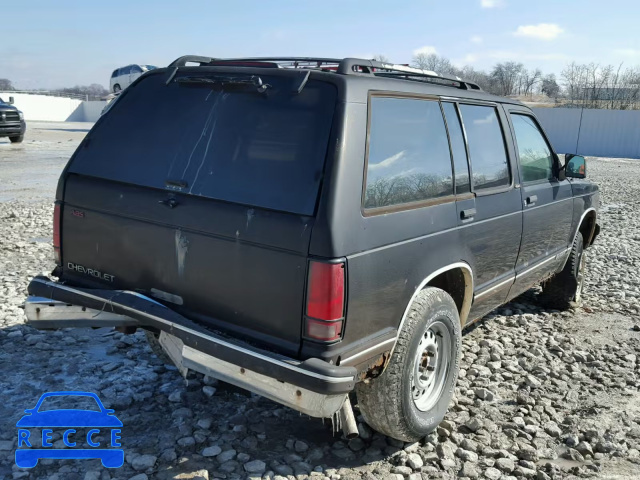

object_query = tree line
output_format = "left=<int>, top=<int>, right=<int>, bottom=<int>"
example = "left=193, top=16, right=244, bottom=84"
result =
left=0, top=78, right=109, bottom=100
left=375, top=53, right=640, bottom=110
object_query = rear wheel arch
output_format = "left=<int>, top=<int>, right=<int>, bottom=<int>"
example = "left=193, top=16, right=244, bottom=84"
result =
left=390, top=262, right=473, bottom=353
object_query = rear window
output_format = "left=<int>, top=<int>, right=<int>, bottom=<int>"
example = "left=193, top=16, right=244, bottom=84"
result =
left=69, top=71, right=337, bottom=215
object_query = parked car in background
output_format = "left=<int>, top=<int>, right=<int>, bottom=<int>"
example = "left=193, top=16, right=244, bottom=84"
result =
left=0, top=96, right=25, bottom=143
left=25, top=56, right=600, bottom=442
left=109, top=64, right=156, bottom=93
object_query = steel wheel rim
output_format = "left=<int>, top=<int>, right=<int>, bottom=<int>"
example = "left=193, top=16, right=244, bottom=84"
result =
left=411, top=321, right=451, bottom=412
left=575, top=250, right=586, bottom=302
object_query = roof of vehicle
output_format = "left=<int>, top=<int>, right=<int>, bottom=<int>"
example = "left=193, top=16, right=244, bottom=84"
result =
left=164, top=55, right=525, bottom=107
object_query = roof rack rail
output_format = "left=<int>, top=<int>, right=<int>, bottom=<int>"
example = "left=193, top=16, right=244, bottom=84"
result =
left=166, top=56, right=482, bottom=91
left=169, top=55, right=216, bottom=67
left=337, top=58, right=482, bottom=90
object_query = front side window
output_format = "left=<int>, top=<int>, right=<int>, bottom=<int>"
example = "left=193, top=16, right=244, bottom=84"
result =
left=131, top=65, right=143, bottom=73
left=510, top=114, right=554, bottom=183
left=364, top=97, right=453, bottom=209
left=459, top=104, right=510, bottom=191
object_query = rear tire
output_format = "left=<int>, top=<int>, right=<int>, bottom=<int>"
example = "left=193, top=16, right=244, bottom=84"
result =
left=356, top=287, right=461, bottom=442
left=540, top=233, right=586, bottom=309
left=113, top=84, right=121, bottom=93
left=9, top=135, right=23, bottom=143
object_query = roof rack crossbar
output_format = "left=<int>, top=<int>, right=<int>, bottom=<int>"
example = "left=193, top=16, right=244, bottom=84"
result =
left=166, top=56, right=482, bottom=91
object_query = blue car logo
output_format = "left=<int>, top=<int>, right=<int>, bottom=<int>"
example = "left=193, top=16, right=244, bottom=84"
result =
left=16, top=391, right=123, bottom=468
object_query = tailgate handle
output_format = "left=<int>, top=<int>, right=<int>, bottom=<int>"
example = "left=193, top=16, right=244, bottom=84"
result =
left=159, top=198, right=179, bottom=209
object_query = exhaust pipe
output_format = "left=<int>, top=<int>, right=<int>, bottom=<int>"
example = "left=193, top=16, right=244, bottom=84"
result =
left=338, top=396, right=358, bottom=439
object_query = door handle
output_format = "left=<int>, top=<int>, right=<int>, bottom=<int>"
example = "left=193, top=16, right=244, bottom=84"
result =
left=525, top=195, right=538, bottom=206
left=461, top=208, right=476, bottom=220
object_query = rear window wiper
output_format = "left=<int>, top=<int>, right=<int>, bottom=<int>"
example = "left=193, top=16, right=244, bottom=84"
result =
left=175, top=75, right=270, bottom=93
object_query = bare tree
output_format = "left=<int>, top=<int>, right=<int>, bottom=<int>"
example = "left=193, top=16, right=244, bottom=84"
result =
left=0, top=79, right=14, bottom=90
left=412, top=53, right=456, bottom=74
left=490, top=62, right=524, bottom=96
left=520, top=68, right=542, bottom=97
left=541, top=74, right=560, bottom=100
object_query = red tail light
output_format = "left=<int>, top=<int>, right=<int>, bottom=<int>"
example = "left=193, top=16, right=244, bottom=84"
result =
left=53, top=203, right=61, bottom=265
left=305, top=260, right=345, bottom=342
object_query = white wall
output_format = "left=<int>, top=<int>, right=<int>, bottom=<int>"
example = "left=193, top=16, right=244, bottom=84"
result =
left=0, top=92, right=106, bottom=122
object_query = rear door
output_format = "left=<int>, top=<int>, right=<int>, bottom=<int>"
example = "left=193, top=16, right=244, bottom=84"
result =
left=447, top=102, right=523, bottom=321
left=60, top=69, right=338, bottom=355
left=504, top=107, right=573, bottom=298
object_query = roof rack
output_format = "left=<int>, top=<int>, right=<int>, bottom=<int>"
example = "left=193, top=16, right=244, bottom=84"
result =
left=167, top=56, right=482, bottom=91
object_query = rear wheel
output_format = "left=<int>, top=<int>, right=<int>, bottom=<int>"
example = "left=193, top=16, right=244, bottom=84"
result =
left=540, top=233, right=586, bottom=309
left=356, top=287, right=461, bottom=441
left=9, top=135, right=23, bottom=143
left=113, top=84, right=121, bottom=93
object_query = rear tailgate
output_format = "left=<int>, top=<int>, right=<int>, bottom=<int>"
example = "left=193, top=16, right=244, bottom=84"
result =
left=58, top=68, right=337, bottom=355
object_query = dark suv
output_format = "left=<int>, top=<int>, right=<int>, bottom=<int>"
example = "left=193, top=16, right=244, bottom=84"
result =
left=25, top=56, right=600, bottom=441
left=0, top=96, right=25, bottom=143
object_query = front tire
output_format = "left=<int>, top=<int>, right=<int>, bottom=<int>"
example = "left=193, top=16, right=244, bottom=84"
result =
left=540, top=233, right=586, bottom=309
left=9, top=135, right=23, bottom=143
left=356, top=287, right=461, bottom=442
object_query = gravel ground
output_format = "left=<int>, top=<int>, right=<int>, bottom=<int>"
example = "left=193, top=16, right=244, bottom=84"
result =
left=0, top=125, right=639, bottom=480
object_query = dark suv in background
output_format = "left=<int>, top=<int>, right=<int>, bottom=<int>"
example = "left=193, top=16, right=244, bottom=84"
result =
left=25, top=56, right=600, bottom=441
left=0, top=96, right=25, bottom=143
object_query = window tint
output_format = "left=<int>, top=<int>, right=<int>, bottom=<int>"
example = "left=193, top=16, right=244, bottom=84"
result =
left=459, top=105, right=510, bottom=190
left=364, top=97, right=453, bottom=209
left=120, top=66, right=130, bottom=75
left=442, top=103, right=470, bottom=194
left=69, top=73, right=337, bottom=216
left=511, top=114, right=554, bottom=182
left=111, top=70, right=119, bottom=78
left=131, top=65, right=143, bottom=73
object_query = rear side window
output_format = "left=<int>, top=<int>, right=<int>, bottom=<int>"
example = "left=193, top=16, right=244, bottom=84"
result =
left=111, top=69, right=119, bottom=78
left=69, top=72, right=337, bottom=215
left=510, top=114, right=554, bottom=183
left=364, top=97, right=453, bottom=209
left=441, top=102, right=470, bottom=194
left=458, top=104, right=510, bottom=191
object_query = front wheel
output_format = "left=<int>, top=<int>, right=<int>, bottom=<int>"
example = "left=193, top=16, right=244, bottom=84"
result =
left=356, top=287, right=461, bottom=442
left=9, top=135, right=23, bottom=143
left=540, top=233, right=586, bottom=309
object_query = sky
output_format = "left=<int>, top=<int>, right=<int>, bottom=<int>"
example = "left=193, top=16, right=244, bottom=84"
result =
left=2, top=0, right=640, bottom=89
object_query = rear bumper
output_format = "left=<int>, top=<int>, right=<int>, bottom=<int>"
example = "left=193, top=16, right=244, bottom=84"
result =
left=26, top=277, right=356, bottom=416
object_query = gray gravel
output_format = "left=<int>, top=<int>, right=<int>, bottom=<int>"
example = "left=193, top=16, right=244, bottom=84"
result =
left=0, top=128, right=639, bottom=480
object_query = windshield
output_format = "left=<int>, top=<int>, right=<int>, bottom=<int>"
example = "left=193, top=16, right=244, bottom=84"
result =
left=70, top=71, right=337, bottom=215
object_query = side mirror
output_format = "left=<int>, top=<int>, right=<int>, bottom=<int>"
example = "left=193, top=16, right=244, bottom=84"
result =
left=565, top=154, right=586, bottom=179
left=8, top=96, right=14, bottom=104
